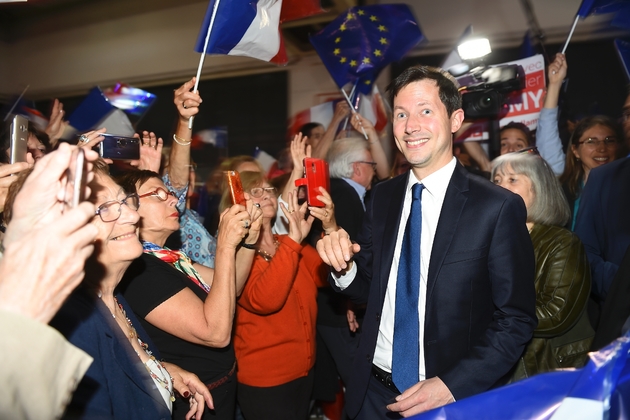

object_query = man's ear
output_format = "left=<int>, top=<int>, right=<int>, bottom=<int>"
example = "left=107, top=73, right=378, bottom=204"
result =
left=450, top=109, right=465, bottom=133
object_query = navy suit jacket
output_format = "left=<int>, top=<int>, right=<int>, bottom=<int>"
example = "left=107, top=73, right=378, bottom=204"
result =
left=330, top=162, right=537, bottom=418
left=50, top=289, right=171, bottom=419
left=575, top=156, right=630, bottom=301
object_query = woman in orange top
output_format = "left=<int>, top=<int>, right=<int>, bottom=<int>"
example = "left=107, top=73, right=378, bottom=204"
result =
left=221, top=171, right=335, bottom=419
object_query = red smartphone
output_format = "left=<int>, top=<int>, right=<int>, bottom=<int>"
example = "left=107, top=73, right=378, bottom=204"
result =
left=225, top=170, right=246, bottom=205
left=294, top=158, right=330, bottom=207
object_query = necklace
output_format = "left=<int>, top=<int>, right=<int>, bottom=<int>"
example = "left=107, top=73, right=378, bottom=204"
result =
left=112, top=297, right=175, bottom=402
left=256, top=235, right=280, bottom=262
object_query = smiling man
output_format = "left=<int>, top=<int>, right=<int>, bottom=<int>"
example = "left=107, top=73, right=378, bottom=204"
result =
left=316, top=65, right=537, bottom=419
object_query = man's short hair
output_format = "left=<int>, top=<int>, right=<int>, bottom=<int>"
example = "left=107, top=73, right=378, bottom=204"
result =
left=387, top=65, right=462, bottom=117
left=327, top=137, right=369, bottom=179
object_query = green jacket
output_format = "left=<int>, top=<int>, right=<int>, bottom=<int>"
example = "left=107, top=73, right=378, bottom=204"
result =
left=511, top=224, right=594, bottom=381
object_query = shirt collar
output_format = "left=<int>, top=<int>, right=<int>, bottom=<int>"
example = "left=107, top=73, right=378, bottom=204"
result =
left=405, top=156, right=457, bottom=198
left=342, top=177, right=367, bottom=203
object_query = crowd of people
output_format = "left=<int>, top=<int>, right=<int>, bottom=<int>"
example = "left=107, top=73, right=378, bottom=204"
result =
left=0, top=51, right=629, bottom=420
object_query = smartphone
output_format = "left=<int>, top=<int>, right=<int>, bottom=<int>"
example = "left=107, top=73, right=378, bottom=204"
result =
left=225, top=170, right=246, bottom=206
left=62, top=148, right=87, bottom=211
left=8, top=114, right=29, bottom=164
left=98, top=133, right=140, bottom=160
left=294, top=158, right=330, bottom=207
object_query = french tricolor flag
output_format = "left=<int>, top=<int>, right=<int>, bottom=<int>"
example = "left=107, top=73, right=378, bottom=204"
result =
left=194, top=0, right=288, bottom=65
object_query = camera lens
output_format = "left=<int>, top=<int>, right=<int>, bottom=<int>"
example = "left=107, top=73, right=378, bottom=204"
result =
left=117, top=139, right=127, bottom=147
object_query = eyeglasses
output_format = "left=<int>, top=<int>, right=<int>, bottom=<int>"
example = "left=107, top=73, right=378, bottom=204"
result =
left=578, top=137, right=618, bottom=148
left=354, top=161, right=377, bottom=169
left=515, top=147, right=540, bottom=156
left=95, top=193, right=140, bottom=223
left=138, top=187, right=177, bottom=201
left=249, top=187, right=277, bottom=198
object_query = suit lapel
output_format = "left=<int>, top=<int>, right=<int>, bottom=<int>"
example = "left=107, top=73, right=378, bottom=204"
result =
left=426, top=164, right=469, bottom=303
left=379, top=173, right=409, bottom=297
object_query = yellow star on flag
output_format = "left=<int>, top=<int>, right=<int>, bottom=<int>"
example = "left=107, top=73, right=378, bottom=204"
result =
left=350, top=60, right=357, bottom=67
left=362, top=57, right=371, bottom=64
left=365, top=80, right=372, bottom=85
left=357, top=9, right=365, bottom=16
left=374, top=49, right=382, bottom=57
left=333, top=48, right=341, bottom=55
left=347, top=12, right=354, bottom=20
left=378, top=25, right=387, bottom=32
left=340, top=23, right=347, bottom=31
left=379, top=37, right=388, bottom=45
left=340, top=57, right=347, bottom=63
left=335, top=37, right=341, bottom=44
left=370, top=15, right=378, bottom=22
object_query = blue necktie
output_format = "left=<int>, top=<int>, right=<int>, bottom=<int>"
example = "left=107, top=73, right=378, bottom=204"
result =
left=392, top=183, right=424, bottom=392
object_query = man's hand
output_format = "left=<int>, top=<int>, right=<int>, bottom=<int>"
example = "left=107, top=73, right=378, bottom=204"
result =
left=386, top=377, right=454, bottom=417
left=45, top=98, right=69, bottom=147
left=315, top=228, right=360, bottom=272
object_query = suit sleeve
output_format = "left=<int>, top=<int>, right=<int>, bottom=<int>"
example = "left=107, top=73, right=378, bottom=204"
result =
left=439, top=194, right=538, bottom=400
left=575, top=170, right=618, bottom=301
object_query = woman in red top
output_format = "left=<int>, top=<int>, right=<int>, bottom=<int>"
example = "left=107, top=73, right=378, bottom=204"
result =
left=221, top=171, right=336, bottom=419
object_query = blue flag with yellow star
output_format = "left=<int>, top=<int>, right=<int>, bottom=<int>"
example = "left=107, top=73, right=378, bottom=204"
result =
left=309, top=4, right=424, bottom=95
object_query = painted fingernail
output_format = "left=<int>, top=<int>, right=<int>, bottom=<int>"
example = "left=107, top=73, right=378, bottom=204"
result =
left=183, top=391, right=190, bottom=398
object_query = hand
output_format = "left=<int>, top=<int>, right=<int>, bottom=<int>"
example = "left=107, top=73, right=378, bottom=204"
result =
left=290, top=132, right=311, bottom=176
left=162, top=362, right=214, bottom=420
left=280, top=189, right=314, bottom=244
left=45, top=99, right=69, bottom=147
left=349, top=112, right=377, bottom=141
left=308, top=186, right=337, bottom=234
left=174, top=77, right=202, bottom=122
left=547, top=53, right=567, bottom=85
left=243, top=196, right=263, bottom=245
left=347, top=308, right=359, bottom=332
left=3, top=143, right=99, bottom=249
left=216, top=203, right=252, bottom=250
left=386, top=377, right=455, bottom=417
left=0, top=201, right=98, bottom=323
left=0, top=161, right=33, bottom=212
left=77, top=128, right=112, bottom=164
left=332, top=101, right=351, bottom=123
left=315, top=228, right=360, bottom=272
left=130, top=131, right=163, bottom=172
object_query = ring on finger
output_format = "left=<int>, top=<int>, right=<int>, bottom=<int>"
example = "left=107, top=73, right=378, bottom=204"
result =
left=244, top=220, right=250, bottom=229
left=324, top=211, right=329, bottom=217
left=254, top=203, right=261, bottom=208
left=183, top=101, right=188, bottom=109
left=552, top=70, right=557, bottom=75
left=79, top=134, right=89, bottom=143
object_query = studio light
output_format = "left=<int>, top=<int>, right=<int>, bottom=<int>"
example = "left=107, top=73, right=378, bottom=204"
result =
left=457, top=38, right=492, bottom=60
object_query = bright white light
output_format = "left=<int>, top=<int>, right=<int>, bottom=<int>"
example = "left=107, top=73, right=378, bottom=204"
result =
left=457, top=38, right=492, bottom=60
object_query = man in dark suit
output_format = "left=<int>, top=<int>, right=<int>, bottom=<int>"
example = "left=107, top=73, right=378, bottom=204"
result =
left=316, top=65, right=537, bottom=419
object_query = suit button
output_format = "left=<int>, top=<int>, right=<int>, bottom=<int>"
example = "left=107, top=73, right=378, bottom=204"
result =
left=366, top=354, right=371, bottom=361
left=376, top=314, right=380, bottom=321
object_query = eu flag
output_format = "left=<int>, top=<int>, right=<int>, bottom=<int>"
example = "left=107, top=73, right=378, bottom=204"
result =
left=309, top=4, right=424, bottom=95
left=577, top=0, right=630, bottom=18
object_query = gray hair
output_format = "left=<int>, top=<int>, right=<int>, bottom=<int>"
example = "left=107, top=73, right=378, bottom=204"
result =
left=491, top=153, right=570, bottom=227
left=327, top=137, right=369, bottom=179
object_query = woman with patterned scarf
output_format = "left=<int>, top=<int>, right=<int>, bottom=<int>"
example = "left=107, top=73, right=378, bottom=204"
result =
left=117, top=169, right=262, bottom=420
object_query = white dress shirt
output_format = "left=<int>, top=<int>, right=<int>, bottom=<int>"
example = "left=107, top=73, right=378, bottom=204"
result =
left=334, top=157, right=457, bottom=381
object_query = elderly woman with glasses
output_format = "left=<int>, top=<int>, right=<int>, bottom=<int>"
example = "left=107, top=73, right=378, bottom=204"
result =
left=219, top=171, right=335, bottom=419
left=492, top=152, right=595, bottom=381
left=116, top=169, right=261, bottom=420
left=5, top=159, right=215, bottom=419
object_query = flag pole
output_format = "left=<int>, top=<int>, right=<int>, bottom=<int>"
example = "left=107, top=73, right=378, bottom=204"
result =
left=340, top=87, right=368, bottom=140
left=3, top=84, right=30, bottom=122
left=341, top=82, right=358, bottom=130
left=189, top=0, right=222, bottom=129
left=561, top=15, right=579, bottom=54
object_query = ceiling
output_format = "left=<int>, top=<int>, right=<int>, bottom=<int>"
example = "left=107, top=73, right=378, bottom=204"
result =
left=0, top=0, right=625, bottom=58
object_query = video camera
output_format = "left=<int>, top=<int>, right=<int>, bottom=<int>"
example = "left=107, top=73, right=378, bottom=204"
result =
left=457, top=64, right=525, bottom=119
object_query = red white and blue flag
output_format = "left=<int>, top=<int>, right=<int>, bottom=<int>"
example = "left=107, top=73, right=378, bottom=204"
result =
left=195, top=0, right=287, bottom=65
